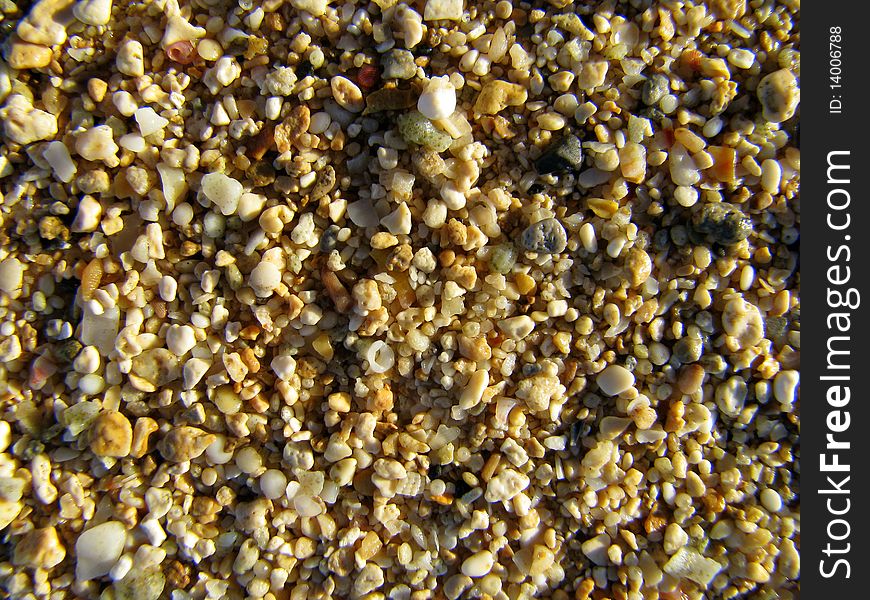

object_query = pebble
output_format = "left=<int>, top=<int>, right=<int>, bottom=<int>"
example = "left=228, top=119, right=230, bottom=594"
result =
left=398, top=111, right=452, bottom=152
left=489, top=244, right=517, bottom=275
left=624, top=247, right=651, bottom=287
left=381, top=202, right=412, bottom=235
left=0, top=258, right=24, bottom=294
left=70, top=346, right=98, bottom=375
left=73, top=0, right=112, bottom=26
left=727, top=48, right=755, bottom=69
left=484, top=468, right=530, bottom=502
left=17, top=0, right=74, bottom=47
left=677, top=364, right=705, bottom=395
left=520, top=218, right=567, bottom=254
left=535, top=134, right=583, bottom=173
left=576, top=61, right=608, bottom=90
left=249, top=262, right=282, bottom=297
left=7, top=39, right=53, bottom=70
left=260, top=469, right=288, bottom=500
left=330, top=76, right=365, bottom=113
left=663, top=547, right=724, bottom=587
left=71, top=196, right=102, bottom=232
left=597, top=365, right=635, bottom=396
left=201, top=172, right=243, bottom=216
left=715, top=375, right=747, bottom=417
left=760, top=158, right=782, bottom=193
left=382, top=49, right=417, bottom=79
left=663, top=522, right=688, bottom=554
left=132, top=348, right=181, bottom=387
left=581, top=534, right=611, bottom=566
left=89, top=410, right=133, bottom=457
left=354, top=564, right=385, bottom=596
left=43, top=141, right=76, bottom=182
left=673, top=336, right=703, bottom=363
left=760, top=488, right=783, bottom=513
left=75, top=521, right=127, bottom=581
left=3, top=94, right=58, bottom=145
left=619, top=142, right=646, bottom=183
left=691, top=202, right=752, bottom=245
left=113, top=568, right=166, bottom=600
left=757, top=68, right=799, bottom=123
left=75, top=125, right=120, bottom=167
left=668, top=143, right=700, bottom=187
left=641, top=73, right=669, bottom=106
left=461, top=550, right=494, bottom=578
left=13, top=527, right=66, bottom=569
left=158, top=426, right=216, bottom=462
left=0, top=422, right=11, bottom=452
left=236, top=446, right=263, bottom=474
left=722, top=298, right=764, bottom=348
left=116, top=38, right=144, bottom=77
left=394, top=4, right=424, bottom=49
left=290, top=0, right=328, bottom=16
left=78, top=373, right=105, bottom=395
left=183, top=357, right=210, bottom=390
left=497, top=315, right=534, bottom=340
left=773, top=369, right=799, bottom=407
left=418, top=76, right=456, bottom=120
left=459, top=370, right=489, bottom=409
left=474, top=80, right=528, bottom=115
left=0, top=499, right=22, bottom=529
left=135, top=107, right=169, bottom=137
left=274, top=105, right=310, bottom=151
left=161, top=14, right=205, bottom=49
left=166, top=324, right=196, bottom=356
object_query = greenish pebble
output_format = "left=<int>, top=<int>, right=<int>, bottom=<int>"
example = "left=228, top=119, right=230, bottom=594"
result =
left=397, top=111, right=452, bottom=152
left=225, top=263, right=243, bottom=290
left=489, top=244, right=517, bottom=274
left=53, top=338, right=82, bottom=363
left=61, top=401, right=100, bottom=437
left=765, top=316, right=789, bottom=345
left=669, top=225, right=689, bottom=246
left=364, top=87, right=416, bottom=114
left=673, top=336, right=703, bottom=363
left=111, top=568, right=166, bottom=600
left=642, top=74, right=669, bottom=106
left=382, top=49, right=417, bottom=80
left=691, top=202, right=753, bottom=245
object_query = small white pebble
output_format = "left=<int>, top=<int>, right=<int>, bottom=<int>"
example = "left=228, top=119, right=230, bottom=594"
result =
left=75, top=521, right=127, bottom=581
left=75, top=125, right=119, bottom=167
left=235, top=446, right=263, bottom=474
left=135, top=107, right=169, bottom=137
left=760, top=488, right=783, bottom=513
left=166, top=324, right=196, bottom=356
left=597, top=365, right=635, bottom=396
left=172, top=203, right=194, bottom=227
left=78, top=373, right=105, bottom=395
left=201, top=172, right=243, bottom=216
left=112, top=91, right=138, bottom=116
left=461, top=550, right=494, bottom=578
left=260, top=470, right=288, bottom=499
left=73, top=346, right=100, bottom=374
left=0, top=257, right=24, bottom=293
left=249, top=262, right=282, bottom=297
left=418, top=75, right=456, bottom=120
left=773, top=370, right=799, bottom=407
left=271, top=355, right=297, bottom=381
left=43, top=141, right=77, bottom=183
left=760, top=159, right=782, bottom=194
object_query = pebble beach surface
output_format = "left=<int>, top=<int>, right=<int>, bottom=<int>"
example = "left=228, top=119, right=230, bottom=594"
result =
left=0, top=1, right=799, bottom=599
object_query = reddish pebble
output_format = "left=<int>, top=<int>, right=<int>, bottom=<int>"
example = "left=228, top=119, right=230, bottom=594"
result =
left=166, top=40, right=196, bottom=65
left=357, top=64, right=379, bottom=89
